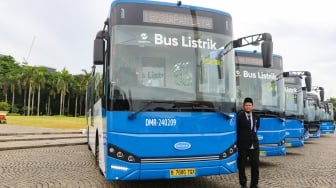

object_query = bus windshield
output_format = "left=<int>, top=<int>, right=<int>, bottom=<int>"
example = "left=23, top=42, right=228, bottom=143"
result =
left=236, top=66, right=284, bottom=113
left=284, top=82, right=304, bottom=116
left=109, top=25, right=235, bottom=108
left=327, top=103, right=334, bottom=121
left=320, top=102, right=334, bottom=121
left=304, top=96, right=319, bottom=122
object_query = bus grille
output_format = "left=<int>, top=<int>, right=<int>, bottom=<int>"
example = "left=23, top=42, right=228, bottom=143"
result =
left=140, top=155, right=219, bottom=163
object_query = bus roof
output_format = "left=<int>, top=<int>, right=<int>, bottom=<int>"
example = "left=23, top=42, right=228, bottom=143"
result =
left=110, top=0, right=231, bottom=17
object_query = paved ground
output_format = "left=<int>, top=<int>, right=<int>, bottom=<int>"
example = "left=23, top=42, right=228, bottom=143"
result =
left=0, top=125, right=335, bottom=187
left=0, top=125, right=86, bottom=150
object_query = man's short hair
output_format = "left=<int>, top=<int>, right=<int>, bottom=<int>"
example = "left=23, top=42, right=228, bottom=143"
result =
left=243, top=97, right=253, bottom=105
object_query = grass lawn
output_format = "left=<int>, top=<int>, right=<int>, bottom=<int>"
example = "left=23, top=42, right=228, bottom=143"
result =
left=6, top=115, right=86, bottom=130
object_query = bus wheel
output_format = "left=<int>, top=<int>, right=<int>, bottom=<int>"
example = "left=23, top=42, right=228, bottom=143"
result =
left=87, top=127, right=91, bottom=151
left=95, top=135, right=104, bottom=176
left=95, top=135, right=99, bottom=167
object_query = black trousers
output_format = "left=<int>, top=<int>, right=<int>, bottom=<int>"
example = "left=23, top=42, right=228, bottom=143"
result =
left=237, top=147, right=259, bottom=186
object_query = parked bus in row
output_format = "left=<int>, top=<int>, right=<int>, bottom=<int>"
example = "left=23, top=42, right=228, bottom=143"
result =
left=319, top=101, right=335, bottom=135
left=283, top=71, right=311, bottom=147
left=86, top=0, right=273, bottom=181
left=304, top=87, right=324, bottom=138
left=235, top=50, right=286, bottom=157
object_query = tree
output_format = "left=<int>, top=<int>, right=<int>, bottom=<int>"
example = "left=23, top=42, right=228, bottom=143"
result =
left=45, top=72, right=58, bottom=115
left=21, top=66, right=36, bottom=116
left=8, top=65, right=22, bottom=112
left=70, top=72, right=89, bottom=117
left=0, top=55, right=18, bottom=103
left=0, top=55, right=22, bottom=112
left=56, top=68, right=71, bottom=116
left=0, top=54, right=89, bottom=116
left=327, top=97, right=336, bottom=120
left=0, top=102, right=10, bottom=111
left=34, top=67, right=49, bottom=116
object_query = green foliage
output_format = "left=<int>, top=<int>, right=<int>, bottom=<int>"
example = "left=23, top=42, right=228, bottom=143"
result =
left=0, top=55, right=19, bottom=76
left=0, top=102, right=10, bottom=111
left=0, top=55, right=91, bottom=117
left=10, top=105, right=19, bottom=113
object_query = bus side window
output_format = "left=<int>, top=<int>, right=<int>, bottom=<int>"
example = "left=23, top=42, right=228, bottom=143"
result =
left=111, top=87, right=130, bottom=111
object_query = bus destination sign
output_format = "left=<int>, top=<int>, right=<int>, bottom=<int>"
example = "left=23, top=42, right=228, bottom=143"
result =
left=143, top=10, right=213, bottom=29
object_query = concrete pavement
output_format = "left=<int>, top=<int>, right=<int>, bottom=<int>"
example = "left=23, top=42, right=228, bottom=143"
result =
left=0, top=124, right=87, bottom=151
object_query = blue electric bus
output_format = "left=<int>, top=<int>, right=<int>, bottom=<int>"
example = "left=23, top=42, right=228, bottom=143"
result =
left=320, top=101, right=335, bottom=135
left=283, top=71, right=311, bottom=147
left=235, top=50, right=286, bottom=157
left=304, top=89, right=323, bottom=138
left=86, top=0, right=273, bottom=181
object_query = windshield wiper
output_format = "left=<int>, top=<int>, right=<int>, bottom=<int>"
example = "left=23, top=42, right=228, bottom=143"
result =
left=172, top=101, right=234, bottom=119
left=189, top=106, right=234, bottom=120
left=128, top=101, right=156, bottom=120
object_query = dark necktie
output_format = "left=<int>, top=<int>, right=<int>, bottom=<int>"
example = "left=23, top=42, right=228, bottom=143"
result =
left=247, top=115, right=253, bottom=131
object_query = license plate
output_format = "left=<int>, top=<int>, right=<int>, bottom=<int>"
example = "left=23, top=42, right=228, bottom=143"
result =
left=259, top=151, right=266, bottom=156
left=286, top=143, right=292, bottom=147
left=170, top=168, right=196, bottom=177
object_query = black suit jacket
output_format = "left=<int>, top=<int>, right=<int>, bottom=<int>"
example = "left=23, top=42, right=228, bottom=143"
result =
left=236, top=110, right=260, bottom=150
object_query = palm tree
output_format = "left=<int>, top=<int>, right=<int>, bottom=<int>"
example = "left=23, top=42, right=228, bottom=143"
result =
left=8, top=66, right=22, bottom=112
left=72, top=74, right=86, bottom=117
left=0, top=55, right=17, bottom=102
left=21, top=66, right=30, bottom=115
left=28, top=66, right=38, bottom=116
left=46, top=72, right=58, bottom=115
left=34, top=67, right=48, bottom=116
left=79, top=69, right=91, bottom=116
left=56, top=68, right=71, bottom=116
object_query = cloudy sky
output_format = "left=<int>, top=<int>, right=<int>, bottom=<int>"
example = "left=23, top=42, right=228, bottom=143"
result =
left=1, top=0, right=335, bottom=99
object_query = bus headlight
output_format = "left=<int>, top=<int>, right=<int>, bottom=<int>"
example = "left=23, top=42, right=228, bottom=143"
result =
left=116, top=151, right=124, bottom=158
left=127, top=155, right=135, bottom=162
left=109, top=147, right=115, bottom=154
left=108, top=143, right=140, bottom=163
left=278, top=139, right=286, bottom=146
left=220, top=143, right=237, bottom=159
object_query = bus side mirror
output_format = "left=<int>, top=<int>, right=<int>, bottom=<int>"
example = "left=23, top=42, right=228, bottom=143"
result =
left=93, top=31, right=106, bottom=65
left=319, top=87, right=324, bottom=102
left=261, top=40, right=273, bottom=68
left=94, top=38, right=104, bottom=65
left=305, top=76, right=312, bottom=92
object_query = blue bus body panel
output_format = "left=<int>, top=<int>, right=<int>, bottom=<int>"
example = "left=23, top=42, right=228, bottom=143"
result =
left=105, top=154, right=237, bottom=180
left=104, top=111, right=237, bottom=180
left=320, top=121, right=335, bottom=135
left=106, top=111, right=236, bottom=134
left=257, top=117, right=286, bottom=156
left=285, top=119, right=304, bottom=147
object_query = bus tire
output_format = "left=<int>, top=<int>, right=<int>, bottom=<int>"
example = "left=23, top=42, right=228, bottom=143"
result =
left=95, top=132, right=104, bottom=176
left=87, top=126, right=91, bottom=151
left=95, top=132, right=99, bottom=167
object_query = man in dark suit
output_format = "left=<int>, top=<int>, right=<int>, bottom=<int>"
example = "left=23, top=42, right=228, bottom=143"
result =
left=237, top=97, right=260, bottom=188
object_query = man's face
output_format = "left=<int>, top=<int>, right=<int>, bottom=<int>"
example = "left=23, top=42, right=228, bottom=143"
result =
left=243, top=102, right=253, bottom=113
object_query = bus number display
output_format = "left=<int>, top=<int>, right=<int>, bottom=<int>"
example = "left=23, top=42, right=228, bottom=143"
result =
left=146, top=118, right=177, bottom=127
left=143, top=10, right=213, bottom=29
